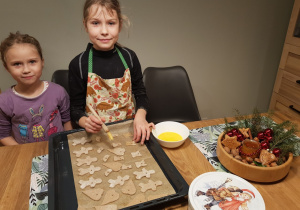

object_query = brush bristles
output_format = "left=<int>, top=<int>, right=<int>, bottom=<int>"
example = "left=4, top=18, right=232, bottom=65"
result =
left=107, top=132, right=114, bottom=141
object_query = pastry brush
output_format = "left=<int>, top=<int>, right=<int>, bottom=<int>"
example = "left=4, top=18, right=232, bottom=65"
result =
left=87, top=104, right=114, bottom=141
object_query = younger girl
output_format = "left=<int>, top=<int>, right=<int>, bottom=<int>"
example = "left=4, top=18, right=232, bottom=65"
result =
left=0, top=32, right=72, bottom=145
left=69, top=0, right=153, bottom=144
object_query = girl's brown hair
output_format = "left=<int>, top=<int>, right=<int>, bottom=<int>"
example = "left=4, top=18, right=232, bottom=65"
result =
left=0, top=31, right=43, bottom=69
left=83, top=0, right=128, bottom=27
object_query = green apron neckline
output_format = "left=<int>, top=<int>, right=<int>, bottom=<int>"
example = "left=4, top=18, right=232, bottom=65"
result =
left=88, top=47, right=129, bottom=73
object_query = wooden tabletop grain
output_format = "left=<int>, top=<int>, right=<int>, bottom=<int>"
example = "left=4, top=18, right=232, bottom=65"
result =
left=0, top=111, right=299, bottom=210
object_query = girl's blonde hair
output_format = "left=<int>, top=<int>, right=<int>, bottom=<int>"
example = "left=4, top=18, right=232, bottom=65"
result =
left=83, top=0, right=129, bottom=28
left=0, top=32, right=43, bottom=69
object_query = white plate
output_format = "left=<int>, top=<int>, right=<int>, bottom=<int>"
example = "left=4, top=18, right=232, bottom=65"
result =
left=188, top=172, right=265, bottom=210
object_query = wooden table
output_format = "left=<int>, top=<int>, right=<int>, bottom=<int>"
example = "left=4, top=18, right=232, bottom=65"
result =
left=0, top=141, right=48, bottom=209
left=0, top=111, right=299, bottom=209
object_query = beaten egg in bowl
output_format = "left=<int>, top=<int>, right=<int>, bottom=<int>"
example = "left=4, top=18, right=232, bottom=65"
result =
left=158, top=132, right=183, bottom=142
left=152, top=121, right=189, bottom=148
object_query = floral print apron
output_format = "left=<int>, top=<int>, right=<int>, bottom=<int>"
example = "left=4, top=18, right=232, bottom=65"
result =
left=85, top=47, right=135, bottom=123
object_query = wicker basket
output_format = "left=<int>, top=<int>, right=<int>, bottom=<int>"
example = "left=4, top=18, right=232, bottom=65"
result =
left=216, top=132, right=293, bottom=182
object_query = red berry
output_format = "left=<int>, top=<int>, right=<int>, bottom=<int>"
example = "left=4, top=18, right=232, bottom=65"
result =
left=237, top=133, right=244, bottom=142
left=265, top=136, right=273, bottom=142
left=231, top=129, right=238, bottom=136
left=264, top=128, right=273, bottom=137
left=227, top=131, right=233, bottom=137
left=272, top=148, right=281, bottom=157
left=257, top=131, right=265, bottom=140
left=261, top=141, right=270, bottom=150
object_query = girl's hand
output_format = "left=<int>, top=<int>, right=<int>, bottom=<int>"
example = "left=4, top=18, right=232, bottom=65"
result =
left=0, top=136, right=19, bottom=146
left=133, top=109, right=155, bottom=145
left=80, top=115, right=104, bottom=133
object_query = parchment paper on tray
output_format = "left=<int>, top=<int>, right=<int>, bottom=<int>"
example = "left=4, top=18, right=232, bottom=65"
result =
left=67, top=120, right=176, bottom=209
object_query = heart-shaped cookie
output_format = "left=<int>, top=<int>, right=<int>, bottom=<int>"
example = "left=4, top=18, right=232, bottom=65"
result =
left=82, top=188, right=104, bottom=201
left=121, top=179, right=136, bottom=195
left=101, top=189, right=120, bottom=205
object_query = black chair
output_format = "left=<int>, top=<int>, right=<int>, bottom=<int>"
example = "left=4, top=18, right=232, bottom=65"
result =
left=51, top=70, right=69, bottom=94
left=143, top=66, right=201, bottom=124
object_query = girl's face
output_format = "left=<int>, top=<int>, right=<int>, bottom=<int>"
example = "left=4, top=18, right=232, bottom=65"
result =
left=5, top=43, right=44, bottom=88
left=85, top=5, right=121, bottom=51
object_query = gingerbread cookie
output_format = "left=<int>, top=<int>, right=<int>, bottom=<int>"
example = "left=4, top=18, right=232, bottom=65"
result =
left=126, top=141, right=136, bottom=146
left=82, top=188, right=104, bottom=201
left=77, top=156, right=98, bottom=166
left=139, top=180, right=163, bottom=193
left=79, top=177, right=102, bottom=189
left=73, top=147, right=93, bottom=157
left=121, top=179, right=136, bottom=195
left=112, top=134, right=119, bottom=138
left=108, top=175, right=130, bottom=188
left=101, top=189, right=119, bottom=205
left=91, top=135, right=101, bottom=142
left=131, top=151, right=142, bottom=158
left=103, top=155, right=110, bottom=162
left=135, top=160, right=147, bottom=168
left=103, top=162, right=122, bottom=172
left=72, top=137, right=91, bottom=146
left=133, top=168, right=155, bottom=179
left=95, top=136, right=101, bottom=142
left=113, top=156, right=124, bottom=161
left=239, top=128, right=250, bottom=138
left=221, top=134, right=241, bottom=149
left=97, top=147, right=104, bottom=154
left=111, top=142, right=121, bottom=148
left=104, top=169, right=113, bottom=177
left=121, top=164, right=132, bottom=170
left=260, top=149, right=277, bottom=165
left=78, top=165, right=101, bottom=176
left=107, top=148, right=125, bottom=156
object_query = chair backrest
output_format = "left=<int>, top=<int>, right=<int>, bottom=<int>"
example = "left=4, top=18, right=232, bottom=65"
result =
left=51, top=70, right=69, bottom=94
left=143, top=66, right=201, bottom=124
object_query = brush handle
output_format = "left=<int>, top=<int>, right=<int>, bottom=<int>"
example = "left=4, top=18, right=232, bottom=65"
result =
left=86, top=104, right=109, bottom=133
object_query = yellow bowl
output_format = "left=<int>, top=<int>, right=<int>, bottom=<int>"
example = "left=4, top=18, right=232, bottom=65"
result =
left=216, top=132, right=293, bottom=182
left=152, top=121, right=189, bottom=148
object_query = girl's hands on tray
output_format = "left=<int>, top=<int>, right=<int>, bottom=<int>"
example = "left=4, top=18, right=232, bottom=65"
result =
left=133, top=109, right=155, bottom=145
left=80, top=115, right=105, bottom=133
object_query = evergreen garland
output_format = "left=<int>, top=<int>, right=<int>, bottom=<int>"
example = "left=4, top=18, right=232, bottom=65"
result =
left=223, top=108, right=300, bottom=161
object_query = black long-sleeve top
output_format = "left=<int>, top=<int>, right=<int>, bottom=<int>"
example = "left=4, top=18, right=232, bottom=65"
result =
left=68, top=43, right=149, bottom=123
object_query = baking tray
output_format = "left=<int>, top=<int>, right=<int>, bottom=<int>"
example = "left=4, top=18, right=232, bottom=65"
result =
left=48, top=122, right=189, bottom=210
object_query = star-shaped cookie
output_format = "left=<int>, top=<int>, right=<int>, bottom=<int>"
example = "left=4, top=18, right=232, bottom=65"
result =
left=221, top=134, right=241, bottom=149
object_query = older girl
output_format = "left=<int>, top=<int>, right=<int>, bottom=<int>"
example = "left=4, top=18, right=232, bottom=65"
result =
left=69, top=0, right=153, bottom=144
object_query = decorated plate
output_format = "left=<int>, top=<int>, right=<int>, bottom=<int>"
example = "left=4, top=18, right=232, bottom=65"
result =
left=188, top=172, right=265, bottom=210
